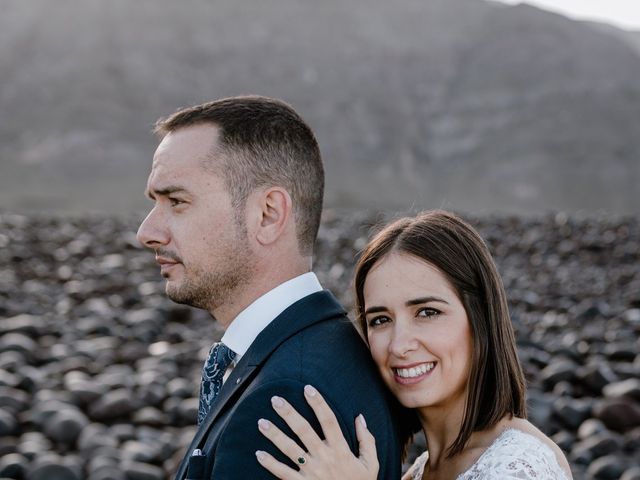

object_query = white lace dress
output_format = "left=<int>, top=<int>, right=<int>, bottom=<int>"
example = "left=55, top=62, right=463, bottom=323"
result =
left=403, top=428, right=571, bottom=480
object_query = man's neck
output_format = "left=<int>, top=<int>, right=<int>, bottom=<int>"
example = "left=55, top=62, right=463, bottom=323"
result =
left=211, top=266, right=311, bottom=328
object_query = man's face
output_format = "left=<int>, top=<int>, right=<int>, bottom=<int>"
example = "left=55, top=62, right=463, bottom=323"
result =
left=137, top=123, right=252, bottom=313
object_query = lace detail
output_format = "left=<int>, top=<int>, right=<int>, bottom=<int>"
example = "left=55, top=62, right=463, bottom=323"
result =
left=403, top=451, right=429, bottom=480
left=404, top=429, right=570, bottom=480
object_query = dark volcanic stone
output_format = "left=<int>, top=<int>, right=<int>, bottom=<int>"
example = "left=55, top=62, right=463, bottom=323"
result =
left=624, top=426, right=640, bottom=451
left=132, top=407, right=167, bottom=427
left=88, top=466, right=127, bottom=480
left=0, top=408, right=18, bottom=436
left=121, top=440, right=160, bottom=463
left=177, top=397, right=199, bottom=424
left=621, top=467, right=640, bottom=480
left=17, top=432, right=52, bottom=460
left=121, top=461, right=164, bottom=480
left=572, top=431, right=623, bottom=460
left=109, top=424, right=136, bottom=443
left=77, top=423, right=119, bottom=453
left=594, top=398, right=640, bottom=432
left=26, top=453, right=82, bottom=480
left=550, top=430, right=574, bottom=452
left=0, top=350, right=26, bottom=371
left=578, top=363, right=619, bottom=394
left=0, top=333, right=38, bottom=356
left=138, top=383, right=166, bottom=407
left=43, top=408, right=90, bottom=445
left=0, top=314, right=42, bottom=336
left=622, top=309, right=640, bottom=324
left=31, top=399, right=78, bottom=428
left=0, top=452, right=28, bottom=478
left=166, top=378, right=192, bottom=398
left=553, top=397, right=592, bottom=430
left=586, top=454, right=627, bottom=479
left=0, top=368, right=20, bottom=388
left=577, top=419, right=608, bottom=440
left=603, top=378, right=640, bottom=401
left=0, top=436, right=18, bottom=457
left=603, top=343, right=637, bottom=362
left=89, top=388, right=137, bottom=420
left=540, top=359, right=577, bottom=390
left=0, top=386, right=30, bottom=413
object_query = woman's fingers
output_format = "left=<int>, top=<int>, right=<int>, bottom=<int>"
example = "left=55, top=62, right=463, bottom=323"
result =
left=270, top=395, right=324, bottom=451
left=258, top=418, right=309, bottom=467
left=255, top=449, right=304, bottom=480
left=256, top=388, right=380, bottom=480
left=355, top=414, right=379, bottom=471
left=303, top=385, right=350, bottom=449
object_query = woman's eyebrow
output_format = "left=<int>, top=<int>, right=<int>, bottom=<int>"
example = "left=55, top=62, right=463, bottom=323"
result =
left=406, top=296, right=449, bottom=307
left=364, top=305, right=388, bottom=315
left=364, top=296, right=450, bottom=315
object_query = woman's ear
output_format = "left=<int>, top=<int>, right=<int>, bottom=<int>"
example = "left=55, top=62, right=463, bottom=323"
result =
left=255, top=187, right=292, bottom=246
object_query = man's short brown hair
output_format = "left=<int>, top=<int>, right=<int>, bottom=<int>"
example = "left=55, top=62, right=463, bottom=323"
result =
left=155, top=95, right=324, bottom=256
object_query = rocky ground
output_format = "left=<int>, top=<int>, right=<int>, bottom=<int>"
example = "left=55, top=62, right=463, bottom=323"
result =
left=0, top=210, right=638, bottom=480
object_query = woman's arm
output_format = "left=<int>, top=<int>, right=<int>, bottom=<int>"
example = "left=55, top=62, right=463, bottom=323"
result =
left=255, top=385, right=379, bottom=480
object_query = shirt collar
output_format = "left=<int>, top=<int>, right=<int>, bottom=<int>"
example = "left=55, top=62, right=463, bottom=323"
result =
left=221, top=272, right=322, bottom=362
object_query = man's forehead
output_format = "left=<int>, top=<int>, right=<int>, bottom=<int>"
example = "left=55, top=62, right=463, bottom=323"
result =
left=152, top=124, right=221, bottom=169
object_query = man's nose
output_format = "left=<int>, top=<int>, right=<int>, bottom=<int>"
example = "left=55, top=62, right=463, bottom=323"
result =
left=136, top=209, right=169, bottom=249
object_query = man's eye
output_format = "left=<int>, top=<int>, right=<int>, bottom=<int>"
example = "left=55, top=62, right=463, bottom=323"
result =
left=368, top=315, right=390, bottom=328
left=169, top=198, right=184, bottom=206
left=417, top=308, right=440, bottom=318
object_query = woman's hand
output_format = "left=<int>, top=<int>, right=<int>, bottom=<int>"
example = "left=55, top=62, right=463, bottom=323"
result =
left=255, top=384, right=379, bottom=480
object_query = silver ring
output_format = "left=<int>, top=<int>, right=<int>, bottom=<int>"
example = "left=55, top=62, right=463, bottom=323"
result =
left=297, top=455, right=307, bottom=465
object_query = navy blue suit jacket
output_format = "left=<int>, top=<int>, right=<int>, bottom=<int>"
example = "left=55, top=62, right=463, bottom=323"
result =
left=175, top=290, right=405, bottom=479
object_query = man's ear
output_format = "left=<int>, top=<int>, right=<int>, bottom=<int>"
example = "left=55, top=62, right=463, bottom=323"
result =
left=255, top=187, right=292, bottom=246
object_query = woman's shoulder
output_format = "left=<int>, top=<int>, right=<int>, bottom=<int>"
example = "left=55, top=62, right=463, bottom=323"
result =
left=402, top=451, right=429, bottom=480
left=504, top=418, right=572, bottom=475
left=461, top=420, right=572, bottom=479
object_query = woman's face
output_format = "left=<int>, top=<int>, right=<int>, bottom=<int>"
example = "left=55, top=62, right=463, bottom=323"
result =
left=363, top=252, right=473, bottom=413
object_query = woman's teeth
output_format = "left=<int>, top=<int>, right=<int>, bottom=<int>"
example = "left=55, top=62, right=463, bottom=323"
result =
left=395, top=362, right=435, bottom=378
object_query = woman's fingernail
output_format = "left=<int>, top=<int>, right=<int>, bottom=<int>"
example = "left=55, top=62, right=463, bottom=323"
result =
left=271, top=396, right=285, bottom=408
left=255, top=450, right=267, bottom=462
left=358, top=414, right=367, bottom=428
left=258, top=418, right=271, bottom=430
left=304, top=385, right=318, bottom=397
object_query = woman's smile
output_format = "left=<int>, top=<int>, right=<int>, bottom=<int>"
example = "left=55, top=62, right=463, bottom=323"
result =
left=392, top=361, right=437, bottom=385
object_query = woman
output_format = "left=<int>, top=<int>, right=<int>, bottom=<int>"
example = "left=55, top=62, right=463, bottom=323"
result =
left=254, top=210, right=572, bottom=479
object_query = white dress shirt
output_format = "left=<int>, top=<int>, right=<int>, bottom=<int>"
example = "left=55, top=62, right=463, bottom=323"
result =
left=221, top=272, right=322, bottom=364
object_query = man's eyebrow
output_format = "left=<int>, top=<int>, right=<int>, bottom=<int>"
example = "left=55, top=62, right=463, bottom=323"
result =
left=146, top=185, right=188, bottom=199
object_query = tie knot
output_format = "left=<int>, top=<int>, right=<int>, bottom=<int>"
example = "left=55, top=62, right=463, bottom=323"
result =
left=205, top=342, right=236, bottom=374
left=198, top=342, right=237, bottom=425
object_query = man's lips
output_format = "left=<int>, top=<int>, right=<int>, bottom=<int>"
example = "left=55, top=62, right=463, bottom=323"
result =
left=155, top=256, right=182, bottom=276
left=156, top=256, right=179, bottom=266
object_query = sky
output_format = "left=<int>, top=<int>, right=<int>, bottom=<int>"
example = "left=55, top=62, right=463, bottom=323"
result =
left=493, top=1, right=640, bottom=31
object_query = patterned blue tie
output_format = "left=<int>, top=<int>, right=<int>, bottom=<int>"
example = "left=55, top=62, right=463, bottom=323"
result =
left=198, top=342, right=236, bottom=425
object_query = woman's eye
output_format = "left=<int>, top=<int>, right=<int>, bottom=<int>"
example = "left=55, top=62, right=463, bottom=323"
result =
left=368, top=316, right=390, bottom=328
left=417, top=308, right=440, bottom=318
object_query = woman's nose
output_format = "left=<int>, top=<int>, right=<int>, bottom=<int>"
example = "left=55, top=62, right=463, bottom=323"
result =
left=388, top=323, right=419, bottom=358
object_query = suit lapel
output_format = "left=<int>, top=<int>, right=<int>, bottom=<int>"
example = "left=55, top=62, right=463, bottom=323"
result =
left=175, top=290, right=346, bottom=479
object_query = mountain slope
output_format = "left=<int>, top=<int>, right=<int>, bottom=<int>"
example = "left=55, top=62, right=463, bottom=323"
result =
left=0, top=0, right=638, bottom=214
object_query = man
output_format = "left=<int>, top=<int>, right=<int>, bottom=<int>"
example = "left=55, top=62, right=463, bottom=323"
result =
left=137, top=96, right=405, bottom=479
